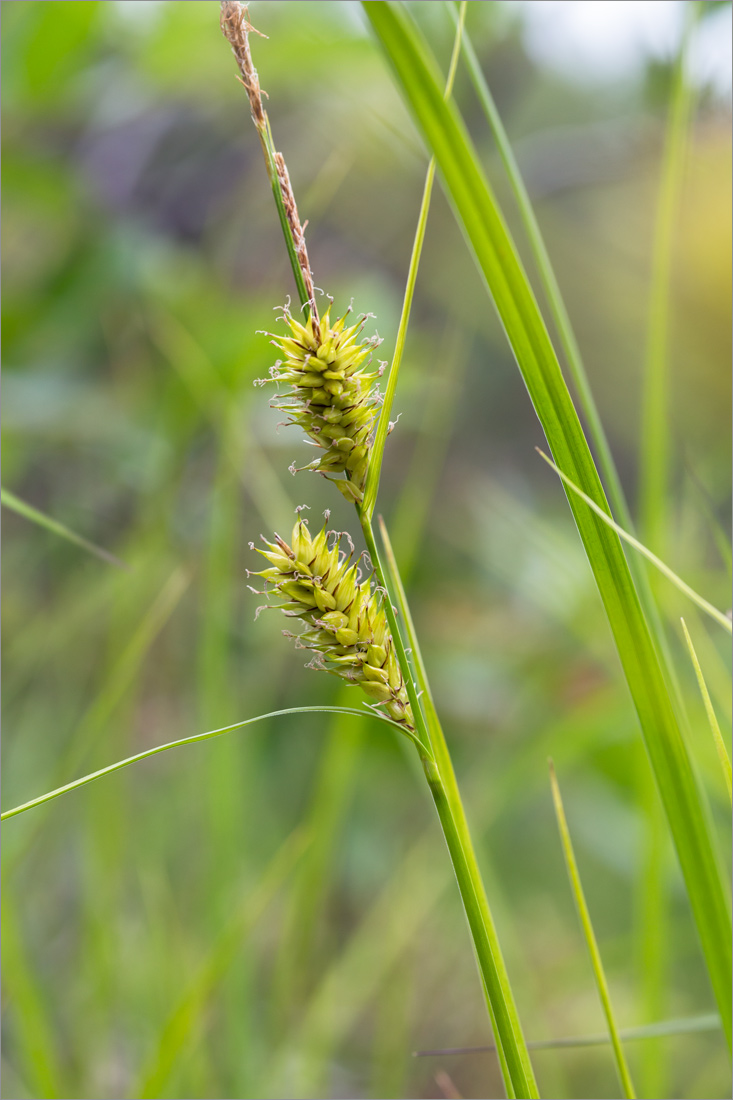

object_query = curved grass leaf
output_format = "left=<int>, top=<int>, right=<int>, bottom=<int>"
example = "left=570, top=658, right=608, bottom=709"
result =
left=362, top=0, right=732, bottom=1047
left=1, top=706, right=411, bottom=821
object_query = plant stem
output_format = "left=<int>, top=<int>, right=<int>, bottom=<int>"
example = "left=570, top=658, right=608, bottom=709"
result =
left=422, top=752, right=536, bottom=1099
left=220, top=1, right=317, bottom=320
left=222, top=6, right=537, bottom=1090
left=361, top=512, right=538, bottom=1099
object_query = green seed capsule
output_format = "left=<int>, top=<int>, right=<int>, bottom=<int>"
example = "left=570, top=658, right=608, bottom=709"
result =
left=361, top=681, right=392, bottom=702
left=363, top=664, right=390, bottom=684
left=313, top=587, right=337, bottom=612
left=319, top=610, right=349, bottom=630
left=281, top=581, right=317, bottom=606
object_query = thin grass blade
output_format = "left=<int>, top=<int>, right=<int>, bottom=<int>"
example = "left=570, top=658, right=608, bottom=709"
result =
left=2, top=487, right=129, bottom=570
left=681, top=618, right=732, bottom=802
left=0, top=707, right=411, bottom=822
left=446, top=3, right=631, bottom=535
left=361, top=1, right=466, bottom=521
left=549, top=761, right=636, bottom=1099
left=537, top=449, right=732, bottom=634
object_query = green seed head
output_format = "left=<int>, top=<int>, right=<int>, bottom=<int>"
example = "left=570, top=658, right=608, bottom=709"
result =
left=264, top=304, right=384, bottom=504
left=251, top=517, right=413, bottom=732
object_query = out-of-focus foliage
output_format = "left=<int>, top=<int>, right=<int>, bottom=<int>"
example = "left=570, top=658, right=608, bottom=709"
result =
left=2, top=3, right=730, bottom=1098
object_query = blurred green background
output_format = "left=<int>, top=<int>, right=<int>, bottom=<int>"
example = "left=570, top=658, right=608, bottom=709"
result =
left=2, top=2, right=730, bottom=1098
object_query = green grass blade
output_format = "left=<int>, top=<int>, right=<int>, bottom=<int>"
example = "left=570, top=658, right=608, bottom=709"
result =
left=681, top=618, right=732, bottom=802
left=361, top=2, right=466, bottom=522
left=450, top=0, right=691, bottom=746
left=537, top=449, right=732, bottom=635
left=0, top=706, right=411, bottom=822
left=640, top=3, right=699, bottom=549
left=549, top=761, right=636, bottom=1098
left=1, top=487, right=129, bottom=570
left=362, top=0, right=732, bottom=1046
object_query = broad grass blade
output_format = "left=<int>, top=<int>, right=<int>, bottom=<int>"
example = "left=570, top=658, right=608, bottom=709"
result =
left=362, top=0, right=732, bottom=1045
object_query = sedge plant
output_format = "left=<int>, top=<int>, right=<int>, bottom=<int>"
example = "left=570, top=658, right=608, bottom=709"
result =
left=3, top=6, right=729, bottom=1098
left=220, top=2, right=538, bottom=1094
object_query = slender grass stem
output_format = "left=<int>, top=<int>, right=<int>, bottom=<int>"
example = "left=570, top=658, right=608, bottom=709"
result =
left=377, top=517, right=538, bottom=1098
left=361, top=2, right=466, bottom=522
left=423, top=754, right=538, bottom=1098
left=220, top=1, right=316, bottom=320
left=260, top=117, right=314, bottom=316
left=359, top=12, right=537, bottom=1088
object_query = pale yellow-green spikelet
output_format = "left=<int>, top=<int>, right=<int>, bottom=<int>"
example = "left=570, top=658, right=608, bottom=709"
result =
left=263, top=304, right=383, bottom=504
left=250, top=517, right=413, bottom=730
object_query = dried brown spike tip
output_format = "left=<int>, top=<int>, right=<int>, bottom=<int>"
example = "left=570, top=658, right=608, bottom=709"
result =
left=220, top=1, right=318, bottom=326
left=219, top=2, right=266, bottom=129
